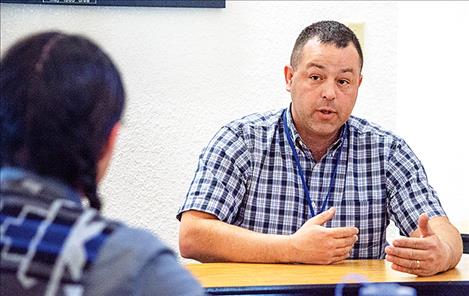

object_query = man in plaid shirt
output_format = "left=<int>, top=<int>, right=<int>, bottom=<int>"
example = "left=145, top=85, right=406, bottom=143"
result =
left=177, top=21, right=462, bottom=276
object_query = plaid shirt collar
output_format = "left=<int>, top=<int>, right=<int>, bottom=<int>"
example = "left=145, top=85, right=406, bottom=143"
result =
left=284, top=104, right=347, bottom=157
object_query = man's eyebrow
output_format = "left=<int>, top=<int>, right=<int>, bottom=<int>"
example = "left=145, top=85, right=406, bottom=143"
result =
left=340, top=67, right=355, bottom=74
left=305, top=63, right=355, bottom=74
left=306, top=62, right=325, bottom=69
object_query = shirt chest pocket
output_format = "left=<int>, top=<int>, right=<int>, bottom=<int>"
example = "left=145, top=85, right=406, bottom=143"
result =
left=333, top=183, right=388, bottom=259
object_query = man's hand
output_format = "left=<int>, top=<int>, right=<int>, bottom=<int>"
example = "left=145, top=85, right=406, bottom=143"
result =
left=289, top=207, right=359, bottom=264
left=385, top=213, right=452, bottom=276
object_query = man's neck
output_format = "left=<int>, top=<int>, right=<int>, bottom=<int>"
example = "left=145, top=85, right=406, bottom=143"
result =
left=300, top=130, right=340, bottom=162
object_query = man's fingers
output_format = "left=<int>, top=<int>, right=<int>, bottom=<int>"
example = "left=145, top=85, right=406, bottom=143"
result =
left=386, top=254, right=416, bottom=269
left=333, top=244, right=354, bottom=257
left=390, top=263, right=421, bottom=276
left=385, top=245, right=426, bottom=261
left=328, top=226, right=359, bottom=238
left=309, top=207, right=336, bottom=225
left=392, top=237, right=430, bottom=250
left=335, top=235, right=358, bottom=248
left=386, top=254, right=425, bottom=272
left=418, top=213, right=434, bottom=237
left=331, top=252, right=351, bottom=264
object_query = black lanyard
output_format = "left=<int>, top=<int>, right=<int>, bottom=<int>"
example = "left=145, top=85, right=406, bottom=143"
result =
left=282, top=109, right=346, bottom=218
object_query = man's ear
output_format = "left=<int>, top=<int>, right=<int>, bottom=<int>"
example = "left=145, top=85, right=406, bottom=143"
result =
left=96, top=122, right=121, bottom=183
left=284, top=65, right=294, bottom=92
left=358, top=74, right=363, bottom=87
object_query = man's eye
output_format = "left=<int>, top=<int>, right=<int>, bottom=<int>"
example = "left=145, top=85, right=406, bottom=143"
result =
left=310, top=75, right=321, bottom=81
left=338, top=79, right=350, bottom=85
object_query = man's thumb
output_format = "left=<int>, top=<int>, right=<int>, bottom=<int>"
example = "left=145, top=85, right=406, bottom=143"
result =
left=418, top=213, right=434, bottom=237
left=310, top=207, right=336, bottom=225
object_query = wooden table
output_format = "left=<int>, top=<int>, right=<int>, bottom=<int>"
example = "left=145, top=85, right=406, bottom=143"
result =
left=186, top=254, right=469, bottom=295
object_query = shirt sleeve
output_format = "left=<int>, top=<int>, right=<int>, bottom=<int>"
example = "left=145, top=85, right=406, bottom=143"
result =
left=386, top=138, right=446, bottom=236
left=177, top=125, right=252, bottom=224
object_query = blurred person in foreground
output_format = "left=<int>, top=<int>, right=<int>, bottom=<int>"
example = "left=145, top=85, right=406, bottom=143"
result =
left=0, top=31, right=203, bottom=296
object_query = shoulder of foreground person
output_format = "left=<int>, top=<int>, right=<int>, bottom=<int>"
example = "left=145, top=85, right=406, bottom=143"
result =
left=84, top=225, right=204, bottom=296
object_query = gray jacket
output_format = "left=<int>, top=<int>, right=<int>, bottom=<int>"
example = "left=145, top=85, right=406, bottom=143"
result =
left=0, top=167, right=204, bottom=296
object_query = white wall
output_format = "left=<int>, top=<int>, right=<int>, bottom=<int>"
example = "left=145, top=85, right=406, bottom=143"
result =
left=9, top=1, right=464, bottom=258
left=396, top=2, right=469, bottom=224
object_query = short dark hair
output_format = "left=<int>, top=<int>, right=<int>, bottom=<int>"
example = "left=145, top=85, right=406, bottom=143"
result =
left=290, top=20, right=363, bottom=70
left=0, top=31, right=125, bottom=211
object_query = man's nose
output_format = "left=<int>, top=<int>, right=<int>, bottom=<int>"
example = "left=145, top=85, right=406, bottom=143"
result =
left=321, top=80, right=337, bottom=101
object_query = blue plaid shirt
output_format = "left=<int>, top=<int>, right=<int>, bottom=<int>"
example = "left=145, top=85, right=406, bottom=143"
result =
left=178, top=107, right=446, bottom=259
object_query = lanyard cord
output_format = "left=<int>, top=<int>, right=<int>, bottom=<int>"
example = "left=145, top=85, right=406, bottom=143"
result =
left=282, top=109, right=346, bottom=218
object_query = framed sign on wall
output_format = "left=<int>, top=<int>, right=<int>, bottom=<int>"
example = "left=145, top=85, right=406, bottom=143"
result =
left=0, top=0, right=225, bottom=8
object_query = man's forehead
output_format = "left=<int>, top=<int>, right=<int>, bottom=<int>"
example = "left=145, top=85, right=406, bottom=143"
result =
left=302, top=38, right=359, bottom=57
left=300, top=38, right=361, bottom=71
